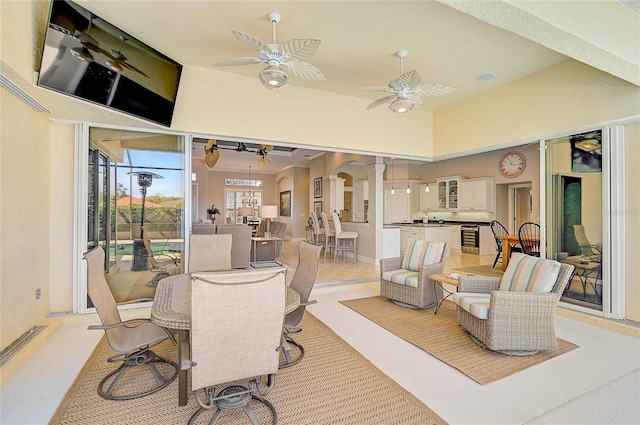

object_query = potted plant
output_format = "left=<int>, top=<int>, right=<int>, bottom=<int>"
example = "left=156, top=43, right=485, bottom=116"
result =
left=206, top=204, right=220, bottom=223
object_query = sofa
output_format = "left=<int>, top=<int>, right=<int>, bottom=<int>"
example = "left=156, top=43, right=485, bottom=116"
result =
left=252, top=221, right=287, bottom=262
left=191, top=223, right=251, bottom=269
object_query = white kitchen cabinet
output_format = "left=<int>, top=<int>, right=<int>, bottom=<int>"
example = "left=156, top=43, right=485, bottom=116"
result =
left=459, top=178, right=495, bottom=211
left=449, top=225, right=462, bottom=252
left=400, top=227, right=422, bottom=254
left=400, top=225, right=451, bottom=257
left=425, top=226, right=452, bottom=257
left=419, top=183, right=438, bottom=211
left=479, top=225, right=496, bottom=255
left=436, top=177, right=461, bottom=210
left=384, top=190, right=411, bottom=224
left=382, top=227, right=401, bottom=258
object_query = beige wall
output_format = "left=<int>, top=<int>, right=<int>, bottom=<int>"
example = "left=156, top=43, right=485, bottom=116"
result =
left=434, top=60, right=640, bottom=156
left=273, top=167, right=310, bottom=240
left=171, top=66, right=435, bottom=159
left=192, top=163, right=276, bottom=223
left=417, top=145, right=541, bottom=223
left=624, top=122, right=640, bottom=321
left=0, top=89, right=52, bottom=350
left=49, top=123, right=76, bottom=313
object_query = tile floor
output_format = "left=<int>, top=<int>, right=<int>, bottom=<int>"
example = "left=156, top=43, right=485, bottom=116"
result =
left=2, top=241, right=639, bottom=424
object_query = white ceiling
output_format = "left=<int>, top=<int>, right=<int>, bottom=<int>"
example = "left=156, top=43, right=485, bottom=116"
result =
left=78, top=0, right=569, bottom=113
left=8, top=1, right=638, bottom=173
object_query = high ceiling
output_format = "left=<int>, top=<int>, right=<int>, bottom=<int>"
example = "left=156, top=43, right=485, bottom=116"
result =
left=6, top=1, right=638, bottom=172
left=79, top=0, right=570, bottom=113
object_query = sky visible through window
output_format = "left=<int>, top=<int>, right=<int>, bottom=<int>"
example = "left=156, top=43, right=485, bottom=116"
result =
left=116, top=150, right=184, bottom=198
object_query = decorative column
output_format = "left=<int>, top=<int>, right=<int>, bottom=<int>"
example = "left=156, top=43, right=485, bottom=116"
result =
left=326, top=175, right=345, bottom=215
left=366, top=161, right=386, bottom=262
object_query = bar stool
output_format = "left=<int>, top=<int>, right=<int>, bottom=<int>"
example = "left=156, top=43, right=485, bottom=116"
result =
left=331, top=212, right=358, bottom=263
left=321, top=212, right=335, bottom=259
left=310, top=212, right=325, bottom=246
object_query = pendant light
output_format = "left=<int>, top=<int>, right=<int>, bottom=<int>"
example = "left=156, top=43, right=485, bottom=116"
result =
left=406, top=160, right=411, bottom=194
left=390, top=158, right=395, bottom=195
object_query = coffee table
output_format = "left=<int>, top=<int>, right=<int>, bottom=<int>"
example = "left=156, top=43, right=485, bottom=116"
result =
left=428, top=273, right=461, bottom=315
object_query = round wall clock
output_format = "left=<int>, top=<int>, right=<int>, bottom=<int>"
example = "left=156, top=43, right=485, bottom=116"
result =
left=499, top=151, right=526, bottom=178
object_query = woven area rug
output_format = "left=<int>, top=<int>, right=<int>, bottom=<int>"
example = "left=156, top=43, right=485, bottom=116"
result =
left=340, top=296, right=578, bottom=385
left=453, top=264, right=505, bottom=278
left=50, top=313, right=445, bottom=425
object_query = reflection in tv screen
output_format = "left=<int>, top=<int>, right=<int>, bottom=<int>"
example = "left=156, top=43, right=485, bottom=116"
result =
left=38, top=0, right=182, bottom=127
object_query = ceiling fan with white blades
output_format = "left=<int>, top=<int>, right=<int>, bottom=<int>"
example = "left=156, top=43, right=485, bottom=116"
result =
left=362, top=50, right=456, bottom=114
left=215, top=12, right=326, bottom=90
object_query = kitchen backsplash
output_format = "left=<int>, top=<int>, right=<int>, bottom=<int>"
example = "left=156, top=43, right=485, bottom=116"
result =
left=412, top=210, right=495, bottom=223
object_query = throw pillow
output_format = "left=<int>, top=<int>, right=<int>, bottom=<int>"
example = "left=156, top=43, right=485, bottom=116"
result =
left=401, top=239, right=446, bottom=272
left=499, top=252, right=561, bottom=293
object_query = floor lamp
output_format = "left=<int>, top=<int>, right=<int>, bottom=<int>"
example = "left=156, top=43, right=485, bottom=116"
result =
left=258, top=205, right=278, bottom=238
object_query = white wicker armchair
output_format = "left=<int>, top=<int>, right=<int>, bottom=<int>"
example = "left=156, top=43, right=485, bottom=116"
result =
left=454, top=255, right=574, bottom=356
left=380, top=240, right=446, bottom=309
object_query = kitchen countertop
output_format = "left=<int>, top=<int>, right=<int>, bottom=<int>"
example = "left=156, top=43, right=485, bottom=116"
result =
left=388, top=220, right=491, bottom=227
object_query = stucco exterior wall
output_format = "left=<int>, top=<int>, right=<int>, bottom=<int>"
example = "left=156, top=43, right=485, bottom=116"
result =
left=0, top=89, right=52, bottom=350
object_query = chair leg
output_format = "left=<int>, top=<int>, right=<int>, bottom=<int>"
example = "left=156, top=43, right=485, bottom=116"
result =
left=492, top=252, right=501, bottom=268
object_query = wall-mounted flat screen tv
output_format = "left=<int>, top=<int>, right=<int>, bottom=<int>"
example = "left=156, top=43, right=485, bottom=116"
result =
left=38, top=0, right=182, bottom=127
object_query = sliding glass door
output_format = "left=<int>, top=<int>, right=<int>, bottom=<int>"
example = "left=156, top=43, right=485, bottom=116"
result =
left=545, top=129, right=603, bottom=311
left=80, top=126, right=187, bottom=311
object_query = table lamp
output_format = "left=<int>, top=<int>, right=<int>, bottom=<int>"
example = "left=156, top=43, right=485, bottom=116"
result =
left=237, top=207, right=253, bottom=224
left=258, top=205, right=278, bottom=238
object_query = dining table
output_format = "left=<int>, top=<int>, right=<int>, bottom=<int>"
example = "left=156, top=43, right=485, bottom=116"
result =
left=150, top=268, right=299, bottom=406
left=495, top=234, right=521, bottom=272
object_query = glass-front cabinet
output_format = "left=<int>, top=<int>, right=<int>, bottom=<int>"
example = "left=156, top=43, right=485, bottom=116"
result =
left=437, top=177, right=461, bottom=210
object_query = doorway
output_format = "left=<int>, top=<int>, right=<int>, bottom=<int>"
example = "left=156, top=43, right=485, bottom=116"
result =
left=508, top=183, right=532, bottom=234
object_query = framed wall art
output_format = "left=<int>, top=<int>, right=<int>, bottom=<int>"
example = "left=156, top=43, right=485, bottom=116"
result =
left=314, top=201, right=323, bottom=215
left=280, top=190, right=291, bottom=217
left=314, top=177, right=323, bottom=198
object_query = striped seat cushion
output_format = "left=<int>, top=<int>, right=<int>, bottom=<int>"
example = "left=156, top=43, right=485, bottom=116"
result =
left=499, top=252, right=561, bottom=293
left=453, top=293, right=491, bottom=320
left=381, top=269, right=419, bottom=288
left=401, top=239, right=446, bottom=272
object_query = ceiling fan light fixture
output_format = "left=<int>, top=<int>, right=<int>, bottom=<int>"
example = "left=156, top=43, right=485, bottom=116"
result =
left=259, top=66, right=289, bottom=89
left=577, top=138, right=600, bottom=150
left=70, top=46, right=94, bottom=62
left=105, top=59, right=123, bottom=73
left=389, top=98, right=414, bottom=113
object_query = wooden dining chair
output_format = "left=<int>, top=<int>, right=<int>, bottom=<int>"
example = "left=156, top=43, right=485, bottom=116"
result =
left=518, top=222, right=541, bottom=257
left=490, top=220, right=521, bottom=268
